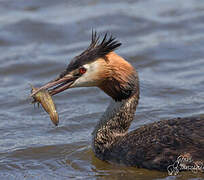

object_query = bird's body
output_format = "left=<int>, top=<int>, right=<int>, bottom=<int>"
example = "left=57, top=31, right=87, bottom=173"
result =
left=92, top=67, right=204, bottom=170
left=32, top=32, right=204, bottom=171
left=93, top=96, right=204, bottom=170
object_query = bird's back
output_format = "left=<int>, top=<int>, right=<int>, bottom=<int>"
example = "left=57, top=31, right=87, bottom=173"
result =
left=105, top=115, right=204, bottom=171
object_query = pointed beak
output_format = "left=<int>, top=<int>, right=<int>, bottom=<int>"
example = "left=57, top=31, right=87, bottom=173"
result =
left=30, top=73, right=77, bottom=97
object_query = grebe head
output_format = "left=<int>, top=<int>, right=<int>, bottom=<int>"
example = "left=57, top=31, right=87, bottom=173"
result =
left=31, top=32, right=139, bottom=101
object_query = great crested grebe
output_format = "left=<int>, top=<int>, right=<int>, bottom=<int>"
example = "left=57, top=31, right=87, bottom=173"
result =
left=31, top=32, right=204, bottom=171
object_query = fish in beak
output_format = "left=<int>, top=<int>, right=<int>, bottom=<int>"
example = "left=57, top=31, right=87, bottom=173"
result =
left=30, top=71, right=81, bottom=126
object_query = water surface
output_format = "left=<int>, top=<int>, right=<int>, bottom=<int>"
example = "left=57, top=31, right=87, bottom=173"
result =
left=0, top=0, right=204, bottom=179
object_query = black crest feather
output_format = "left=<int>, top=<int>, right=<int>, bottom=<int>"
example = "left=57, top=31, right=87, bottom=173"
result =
left=66, top=31, right=121, bottom=72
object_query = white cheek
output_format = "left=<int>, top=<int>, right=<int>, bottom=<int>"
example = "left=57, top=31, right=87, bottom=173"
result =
left=71, top=62, right=100, bottom=87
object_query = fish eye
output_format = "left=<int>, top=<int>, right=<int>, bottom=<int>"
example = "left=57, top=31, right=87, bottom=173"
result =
left=79, top=67, right=87, bottom=75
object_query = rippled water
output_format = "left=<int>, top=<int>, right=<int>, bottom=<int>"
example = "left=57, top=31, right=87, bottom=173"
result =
left=0, top=0, right=204, bottom=179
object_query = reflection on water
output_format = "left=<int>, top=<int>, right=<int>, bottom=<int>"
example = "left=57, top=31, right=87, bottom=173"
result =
left=0, top=0, right=204, bottom=179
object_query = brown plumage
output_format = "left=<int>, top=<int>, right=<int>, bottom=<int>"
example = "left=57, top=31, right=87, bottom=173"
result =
left=32, top=32, right=204, bottom=171
left=98, top=52, right=137, bottom=101
left=101, top=115, right=204, bottom=170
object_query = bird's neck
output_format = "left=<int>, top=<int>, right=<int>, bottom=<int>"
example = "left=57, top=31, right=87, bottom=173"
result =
left=92, top=79, right=139, bottom=158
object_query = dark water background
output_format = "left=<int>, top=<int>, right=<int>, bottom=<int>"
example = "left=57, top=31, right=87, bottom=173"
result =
left=0, top=0, right=204, bottom=179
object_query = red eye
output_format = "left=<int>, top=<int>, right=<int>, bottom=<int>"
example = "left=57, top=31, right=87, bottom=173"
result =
left=79, top=67, right=86, bottom=75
